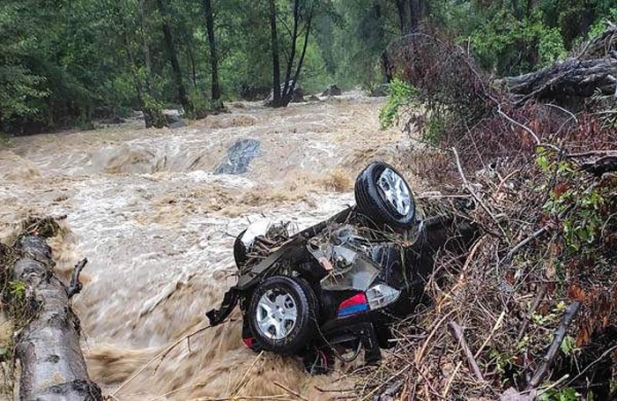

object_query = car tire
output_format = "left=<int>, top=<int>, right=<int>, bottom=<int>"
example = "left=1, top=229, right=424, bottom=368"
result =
left=248, top=276, right=317, bottom=355
left=355, top=162, right=416, bottom=228
left=234, top=229, right=248, bottom=268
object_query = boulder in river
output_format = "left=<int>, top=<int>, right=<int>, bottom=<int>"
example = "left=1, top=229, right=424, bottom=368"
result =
left=214, top=138, right=261, bottom=175
left=321, top=84, right=342, bottom=97
left=163, top=110, right=187, bottom=129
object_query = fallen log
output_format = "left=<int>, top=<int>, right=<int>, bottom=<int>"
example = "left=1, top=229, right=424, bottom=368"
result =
left=12, top=233, right=101, bottom=400
left=500, top=23, right=617, bottom=103
left=500, top=57, right=617, bottom=103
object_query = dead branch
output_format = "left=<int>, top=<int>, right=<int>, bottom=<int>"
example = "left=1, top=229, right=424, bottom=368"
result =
left=517, top=286, right=547, bottom=342
left=273, top=381, right=309, bottom=401
left=577, top=21, right=617, bottom=60
left=67, top=258, right=88, bottom=299
left=504, top=225, right=551, bottom=264
left=447, top=321, right=485, bottom=382
left=527, top=302, right=581, bottom=389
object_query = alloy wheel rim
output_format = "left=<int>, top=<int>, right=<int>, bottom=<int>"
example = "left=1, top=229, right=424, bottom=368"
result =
left=377, top=167, right=411, bottom=216
left=256, top=289, right=298, bottom=340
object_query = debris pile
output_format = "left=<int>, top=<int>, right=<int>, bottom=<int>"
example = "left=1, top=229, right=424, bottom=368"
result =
left=362, top=24, right=617, bottom=400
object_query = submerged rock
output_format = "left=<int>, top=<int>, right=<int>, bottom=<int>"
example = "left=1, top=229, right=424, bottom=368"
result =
left=321, top=84, right=342, bottom=97
left=214, top=138, right=261, bottom=175
left=163, top=110, right=186, bottom=129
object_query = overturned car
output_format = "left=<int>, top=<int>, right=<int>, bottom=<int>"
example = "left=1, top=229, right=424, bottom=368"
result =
left=207, top=162, right=476, bottom=371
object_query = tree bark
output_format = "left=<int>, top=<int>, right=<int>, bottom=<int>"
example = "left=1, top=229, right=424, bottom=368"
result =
left=282, top=0, right=300, bottom=101
left=156, top=0, right=193, bottom=117
left=203, top=0, right=222, bottom=104
left=138, top=0, right=152, bottom=93
left=408, top=0, right=422, bottom=32
left=13, top=235, right=101, bottom=400
left=501, top=57, right=617, bottom=103
left=268, top=0, right=282, bottom=107
left=283, top=9, right=313, bottom=106
left=394, top=0, right=409, bottom=34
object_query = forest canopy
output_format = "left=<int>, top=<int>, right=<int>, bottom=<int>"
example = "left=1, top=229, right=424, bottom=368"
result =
left=0, top=0, right=614, bottom=134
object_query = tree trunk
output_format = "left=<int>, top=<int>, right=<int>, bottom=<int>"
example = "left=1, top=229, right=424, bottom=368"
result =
left=409, top=0, right=421, bottom=32
left=13, top=234, right=101, bottom=400
left=203, top=0, right=221, bottom=105
left=156, top=0, right=193, bottom=117
left=394, top=0, right=408, bottom=34
left=282, top=0, right=300, bottom=100
left=187, top=43, right=198, bottom=88
left=268, top=0, right=282, bottom=107
left=138, top=0, right=152, bottom=93
left=282, top=9, right=313, bottom=106
left=525, top=0, right=535, bottom=18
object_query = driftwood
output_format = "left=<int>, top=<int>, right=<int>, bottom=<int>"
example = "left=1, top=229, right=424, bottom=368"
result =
left=13, top=234, right=101, bottom=400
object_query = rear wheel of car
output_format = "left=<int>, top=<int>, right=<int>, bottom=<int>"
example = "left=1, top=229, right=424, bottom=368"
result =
left=248, top=276, right=317, bottom=355
left=355, top=162, right=416, bottom=228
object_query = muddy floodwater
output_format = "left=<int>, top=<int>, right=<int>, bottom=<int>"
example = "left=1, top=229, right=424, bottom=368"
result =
left=0, top=94, right=411, bottom=400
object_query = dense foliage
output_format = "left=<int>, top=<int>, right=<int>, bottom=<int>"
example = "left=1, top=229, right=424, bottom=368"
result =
left=0, top=0, right=611, bottom=133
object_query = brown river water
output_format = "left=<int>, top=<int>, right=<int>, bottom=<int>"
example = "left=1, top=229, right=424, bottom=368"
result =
left=0, top=94, right=412, bottom=400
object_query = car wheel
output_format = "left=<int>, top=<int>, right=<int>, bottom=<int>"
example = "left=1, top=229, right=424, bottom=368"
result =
left=234, top=229, right=248, bottom=268
left=355, top=162, right=416, bottom=228
left=248, top=276, right=317, bottom=355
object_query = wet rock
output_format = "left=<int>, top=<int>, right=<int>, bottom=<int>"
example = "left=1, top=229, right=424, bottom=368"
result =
left=321, top=84, right=342, bottom=97
left=214, top=139, right=261, bottom=175
left=163, top=110, right=186, bottom=129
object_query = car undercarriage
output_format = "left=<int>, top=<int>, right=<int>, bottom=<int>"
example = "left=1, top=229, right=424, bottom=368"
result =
left=207, top=161, right=477, bottom=372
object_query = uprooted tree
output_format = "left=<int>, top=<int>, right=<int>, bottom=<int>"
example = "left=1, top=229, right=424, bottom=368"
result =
left=365, top=22, right=617, bottom=400
left=0, top=218, right=101, bottom=400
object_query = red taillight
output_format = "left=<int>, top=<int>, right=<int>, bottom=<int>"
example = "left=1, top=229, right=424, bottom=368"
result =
left=337, top=293, right=369, bottom=317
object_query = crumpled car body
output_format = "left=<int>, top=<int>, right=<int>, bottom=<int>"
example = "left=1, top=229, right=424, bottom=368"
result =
left=207, top=162, right=476, bottom=371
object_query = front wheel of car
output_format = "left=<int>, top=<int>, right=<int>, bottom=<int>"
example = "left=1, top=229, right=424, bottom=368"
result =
left=355, top=161, right=416, bottom=228
left=248, top=276, right=317, bottom=355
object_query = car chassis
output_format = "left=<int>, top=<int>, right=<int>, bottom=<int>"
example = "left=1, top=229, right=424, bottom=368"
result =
left=207, top=162, right=476, bottom=371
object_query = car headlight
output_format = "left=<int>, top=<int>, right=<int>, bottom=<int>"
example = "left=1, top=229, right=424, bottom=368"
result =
left=366, top=284, right=400, bottom=310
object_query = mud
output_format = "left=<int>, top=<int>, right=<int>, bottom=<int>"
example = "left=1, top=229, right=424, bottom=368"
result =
left=0, top=93, right=415, bottom=399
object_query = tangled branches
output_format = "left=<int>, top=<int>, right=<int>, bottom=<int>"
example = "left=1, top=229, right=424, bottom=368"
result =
left=363, top=24, right=617, bottom=400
